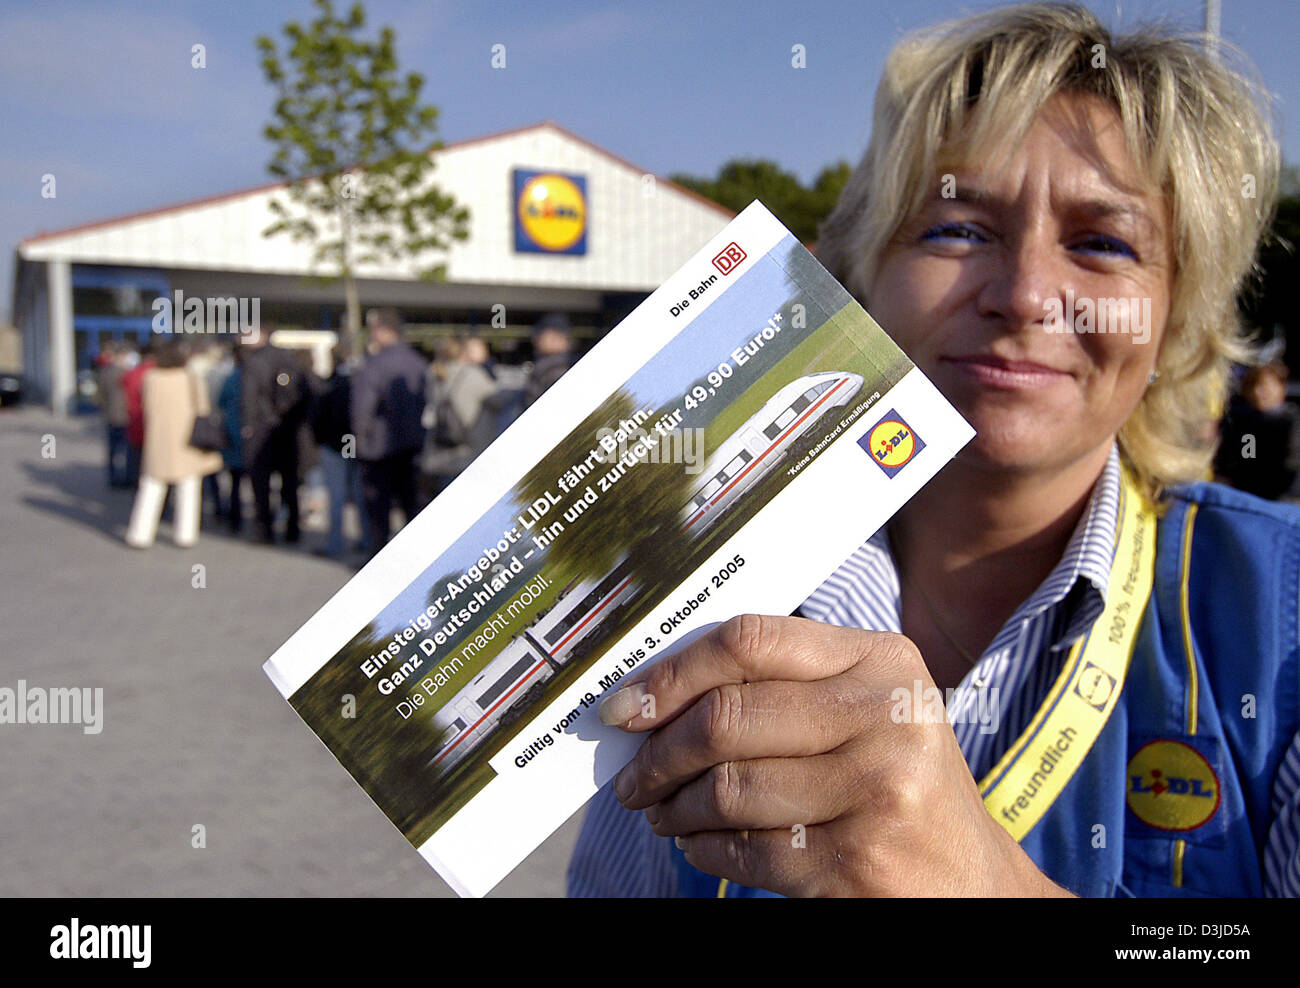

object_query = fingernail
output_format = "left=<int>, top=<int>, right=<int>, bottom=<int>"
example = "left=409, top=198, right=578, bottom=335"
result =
left=674, top=836, right=688, bottom=851
left=614, top=766, right=634, bottom=801
left=643, top=803, right=661, bottom=826
left=598, top=683, right=648, bottom=726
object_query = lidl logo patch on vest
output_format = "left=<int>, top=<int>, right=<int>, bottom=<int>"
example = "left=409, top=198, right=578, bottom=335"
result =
left=514, top=170, right=587, bottom=255
left=860, top=410, right=924, bottom=478
left=1126, top=738, right=1223, bottom=837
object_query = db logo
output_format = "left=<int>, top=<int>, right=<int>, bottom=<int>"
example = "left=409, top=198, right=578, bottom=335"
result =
left=1073, top=660, right=1117, bottom=710
left=1126, top=740, right=1221, bottom=832
left=712, top=242, right=746, bottom=275
left=860, top=410, right=924, bottom=478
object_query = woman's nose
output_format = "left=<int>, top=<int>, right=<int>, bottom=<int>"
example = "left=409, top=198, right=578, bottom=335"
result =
left=976, top=230, right=1065, bottom=331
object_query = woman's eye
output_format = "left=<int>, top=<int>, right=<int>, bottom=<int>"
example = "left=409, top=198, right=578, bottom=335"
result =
left=1074, top=235, right=1138, bottom=259
left=919, top=222, right=986, bottom=243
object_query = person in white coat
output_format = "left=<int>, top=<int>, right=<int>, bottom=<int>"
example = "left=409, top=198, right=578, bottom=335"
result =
left=125, top=340, right=224, bottom=548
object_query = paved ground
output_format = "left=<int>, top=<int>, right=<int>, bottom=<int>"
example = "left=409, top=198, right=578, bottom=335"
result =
left=0, top=406, right=585, bottom=897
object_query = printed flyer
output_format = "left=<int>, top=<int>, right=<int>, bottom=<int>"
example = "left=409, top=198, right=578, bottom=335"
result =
left=264, top=201, right=975, bottom=897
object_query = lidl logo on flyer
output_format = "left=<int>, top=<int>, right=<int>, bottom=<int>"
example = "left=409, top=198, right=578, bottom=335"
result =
left=514, top=170, right=588, bottom=255
left=861, top=410, right=923, bottom=477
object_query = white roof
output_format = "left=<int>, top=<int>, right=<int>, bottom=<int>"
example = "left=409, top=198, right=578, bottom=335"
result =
left=18, top=122, right=734, bottom=292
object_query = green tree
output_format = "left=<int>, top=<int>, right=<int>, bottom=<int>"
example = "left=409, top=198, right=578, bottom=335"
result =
left=808, top=161, right=853, bottom=228
left=257, top=0, right=470, bottom=352
left=670, top=159, right=851, bottom=243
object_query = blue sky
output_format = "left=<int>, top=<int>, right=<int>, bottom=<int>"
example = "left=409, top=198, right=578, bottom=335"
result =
left=4, top=0, right=1296, bottom=316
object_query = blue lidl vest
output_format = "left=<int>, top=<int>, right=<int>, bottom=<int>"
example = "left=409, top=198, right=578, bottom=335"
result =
left=669, top=482, right=1300, bottom=897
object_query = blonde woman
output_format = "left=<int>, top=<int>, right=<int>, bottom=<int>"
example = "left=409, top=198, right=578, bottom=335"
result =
left=570, top=3, right=1299, bottom=897
left=125, top=340, right=223, bottom=549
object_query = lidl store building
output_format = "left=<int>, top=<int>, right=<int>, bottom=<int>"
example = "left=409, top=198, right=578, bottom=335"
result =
left=11, top=122, right=734, bottom=413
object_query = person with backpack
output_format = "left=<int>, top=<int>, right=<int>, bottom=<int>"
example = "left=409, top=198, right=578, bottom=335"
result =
left=421, top=335, right=502, bottom=498
left=352, top=308, right=427, bottom=554
left=241, top=322, right=308, bottom=544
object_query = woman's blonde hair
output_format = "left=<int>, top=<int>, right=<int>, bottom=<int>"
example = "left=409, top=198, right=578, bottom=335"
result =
left=816, top=1, right=1280, bottom=501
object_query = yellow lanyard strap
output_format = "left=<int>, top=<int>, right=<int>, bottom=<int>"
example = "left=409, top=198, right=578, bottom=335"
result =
left=978, top=469, right=1157, bottom=842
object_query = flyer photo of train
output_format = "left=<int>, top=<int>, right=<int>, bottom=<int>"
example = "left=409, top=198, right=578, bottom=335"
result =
left=426, top=369, right=867, bottom=776
left=287, top=234, right=915, bottom=846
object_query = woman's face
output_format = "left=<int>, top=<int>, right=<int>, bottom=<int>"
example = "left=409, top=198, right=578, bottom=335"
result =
left=867, top=93, right=1173, bottom=477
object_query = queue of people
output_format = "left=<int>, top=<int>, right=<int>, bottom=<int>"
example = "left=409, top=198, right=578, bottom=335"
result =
left=93, top=311, right=576, bottom=557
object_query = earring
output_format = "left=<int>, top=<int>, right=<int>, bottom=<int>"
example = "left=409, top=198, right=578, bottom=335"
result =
left=1147, top=370, right=1161, bottom=385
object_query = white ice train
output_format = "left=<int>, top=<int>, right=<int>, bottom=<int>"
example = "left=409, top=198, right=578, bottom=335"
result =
left=682, top=371, right=864, bottom=531
left=428, top=634, right=552, bottom=771
left=427, top=370, right=864, bottom=773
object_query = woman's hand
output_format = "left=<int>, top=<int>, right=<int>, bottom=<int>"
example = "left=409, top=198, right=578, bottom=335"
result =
left=598, top=614, right=1073, bottom=897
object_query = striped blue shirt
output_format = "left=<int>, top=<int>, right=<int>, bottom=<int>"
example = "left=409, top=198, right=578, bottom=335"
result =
left=567, top=447, right=1300, bottom=896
